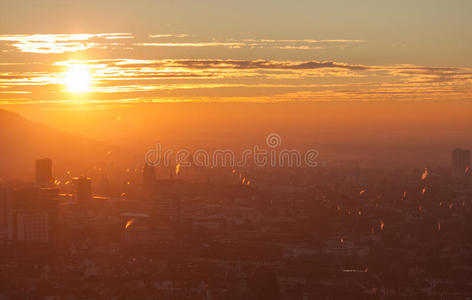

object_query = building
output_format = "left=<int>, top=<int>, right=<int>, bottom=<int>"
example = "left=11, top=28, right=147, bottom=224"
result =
left=146, top=179, right=182, bottom=229
left=9, top=212, right=49, bottom=242
left=7, top=187, right=59, bottom=245
left=35, top=158, right=52, bottom=187
left=72, top=176, right=92, bottom=204
left=0, top=185, right=11, bottom=237
left=154, top=194, right=181, bottom=227
left=452, top=149, right=471, bottom=180
left=143, top=163, right=156, bottom=189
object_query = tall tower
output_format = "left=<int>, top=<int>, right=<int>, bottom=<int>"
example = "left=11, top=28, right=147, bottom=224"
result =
left=72, top=176, right=92, bottom=204
left=35, top=158, right=52, bottom=187
left=452, top=149, right=471, bottom=180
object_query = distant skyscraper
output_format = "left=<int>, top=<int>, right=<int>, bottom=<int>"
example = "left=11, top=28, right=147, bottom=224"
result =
left=35, top=158, right=52, bottom=187
left=72, top=176, right=92, bottom=204
left=154, top=194, right=181, bottom=227
left=143, top=163, right=156, bottom=188
left=151, top=179, right=182, bottom=229
left=0, top=186, right=11, bottom=235
left=452, top=149, right=471, bottom=180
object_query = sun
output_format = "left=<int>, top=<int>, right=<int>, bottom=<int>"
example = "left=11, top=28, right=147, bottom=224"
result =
left=65, top=65, right=91, bottom=93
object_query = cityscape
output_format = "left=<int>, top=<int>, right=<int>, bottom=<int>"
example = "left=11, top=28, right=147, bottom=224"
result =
left=1, top=0, right=472, bottom=299
left=0, top=147, right=471, bottom=298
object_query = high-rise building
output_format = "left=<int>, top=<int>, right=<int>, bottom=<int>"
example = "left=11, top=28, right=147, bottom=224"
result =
left=9, top=212, right=49, bottom=242
left=72, top=176, right=92, bottom=204
left=143, top=163, right=156, bottom=189
left=452, top=149, right=471, bottom=180
left=8, top=187, right=59, bottom=245
left=151, top=179, right=182, bottom=228
left=0, top=186, right=11, bottom=236
left=35, top=158, right=52, bottom=187
left=11, top=187, right=39, bottom=210
left=154, top=194, right=181, bottom=227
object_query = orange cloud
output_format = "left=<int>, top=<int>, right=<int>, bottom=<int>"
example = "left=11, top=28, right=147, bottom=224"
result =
left=0, top=33, right=133, bottom=53
left=1, top=57, right=471, bottom=105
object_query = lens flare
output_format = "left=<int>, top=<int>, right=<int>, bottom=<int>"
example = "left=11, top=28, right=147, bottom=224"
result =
left=125, top=218, right=135, bottom=229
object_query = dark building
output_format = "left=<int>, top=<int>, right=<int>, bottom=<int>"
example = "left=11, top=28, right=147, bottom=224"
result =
left=0, top=185, right=12, bottom=237
left=72, top=176, right=92, bottom=204
left=151, top=179, right=182, bottom=229
left=154, top=194, right=181, bottom=227
left=250, top=266, right=281, bottom=300
left=143, top=163, right=156, bottom=189
left=35, top=158, right=52, bottom=187
left=452, top=148, right=471, bottom=180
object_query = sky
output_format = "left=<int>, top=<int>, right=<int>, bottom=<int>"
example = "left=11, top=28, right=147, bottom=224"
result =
left=1, top=0, right=471, bottom=108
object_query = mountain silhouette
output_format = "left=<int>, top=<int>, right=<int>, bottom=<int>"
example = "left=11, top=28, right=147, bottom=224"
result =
left=0, top=109, right=116, bottom=180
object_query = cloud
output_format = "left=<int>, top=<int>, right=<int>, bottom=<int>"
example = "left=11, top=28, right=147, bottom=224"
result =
left=135, top=42, right=246, bottom=48
left=258, top=39, right=365, bottom=43
left=135, top=38, right=365, bottom=50
left=0, top=32, right=469, bottom=106
left=0, top=33, right=364, bottom=53
left=0, top=33, right=133, bottom=53
left=112, top=59, right=370, bottom=71
left=1, top=58, right=471, bottom=105
left=149, top=34, right=190, bottom=38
